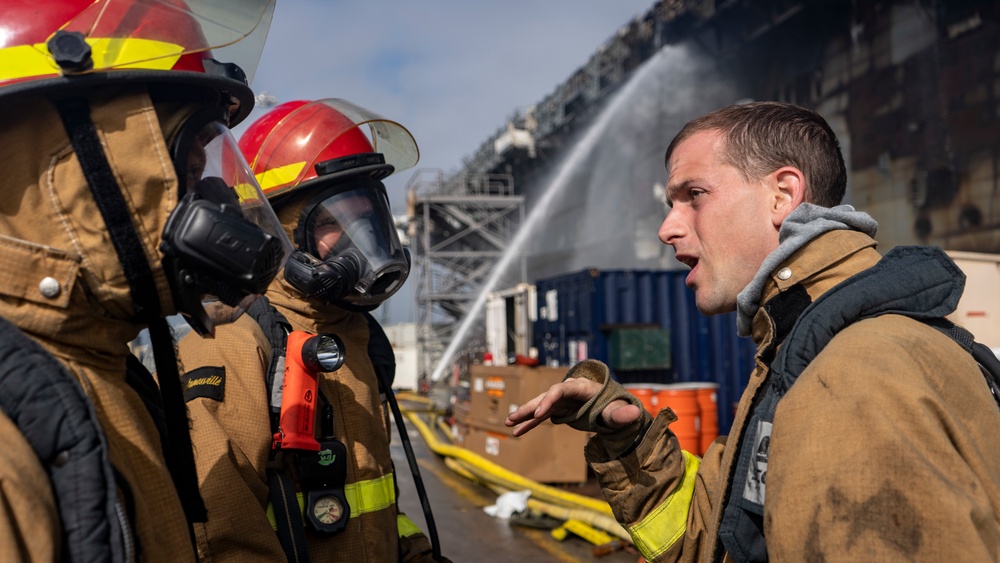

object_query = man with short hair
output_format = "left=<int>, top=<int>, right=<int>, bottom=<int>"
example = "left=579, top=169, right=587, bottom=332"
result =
left=507, top=101, right=1000, bottom=561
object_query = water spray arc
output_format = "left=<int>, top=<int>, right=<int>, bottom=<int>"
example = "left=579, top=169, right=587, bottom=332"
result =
left=430, top=47, right=678, bottom=382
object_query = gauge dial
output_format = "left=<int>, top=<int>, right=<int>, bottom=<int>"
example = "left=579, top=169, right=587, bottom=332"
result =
left=312, top=495, right=344, bottom=525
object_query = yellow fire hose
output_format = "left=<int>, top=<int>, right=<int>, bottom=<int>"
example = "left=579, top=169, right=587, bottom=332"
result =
left=551, top=519, right=616, bottom=546
left=436, top=418, right=454, bottom=440
left=401, top=408, right=618, bottom=518
left=441, top=456, right=630, bottom=542
left=397, top=398, right=636, bottom=552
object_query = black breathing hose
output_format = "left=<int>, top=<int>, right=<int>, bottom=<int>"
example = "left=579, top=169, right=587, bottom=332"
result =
left=381, top=384, right=443, bottom=562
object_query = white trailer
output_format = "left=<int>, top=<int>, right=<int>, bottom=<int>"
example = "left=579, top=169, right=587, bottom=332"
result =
left=947, top=250, right=1000, bottom=354
left=485, top=283, right=537, bottom=365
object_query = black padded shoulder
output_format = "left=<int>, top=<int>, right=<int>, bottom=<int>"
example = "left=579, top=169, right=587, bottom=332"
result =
left=0, top=317, right=126, bottom=562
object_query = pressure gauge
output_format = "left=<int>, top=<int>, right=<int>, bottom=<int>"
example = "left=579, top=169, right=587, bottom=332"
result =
left=306, top=490, right=350, bottom=534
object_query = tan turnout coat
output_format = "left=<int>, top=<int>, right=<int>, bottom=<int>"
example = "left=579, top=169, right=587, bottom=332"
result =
left=0, top=89, right=198, bottom=562
left=585, top=230, right=1000, bottom=561
left=179, top=254, right=434, bottom=559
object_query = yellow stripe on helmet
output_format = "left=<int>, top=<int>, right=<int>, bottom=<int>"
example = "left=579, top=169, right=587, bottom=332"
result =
left=0, top=38, right=184, bottom=82
left=255, top=161, right=307, bottom=194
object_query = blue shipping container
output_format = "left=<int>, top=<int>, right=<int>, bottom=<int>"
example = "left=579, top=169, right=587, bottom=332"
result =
left=533, top=268, right=757, bottom=434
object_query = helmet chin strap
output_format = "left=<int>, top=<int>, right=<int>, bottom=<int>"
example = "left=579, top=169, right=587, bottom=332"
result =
left=56, top=98, right=208, bottom=539
left=56, top=97, right=162, bottom=323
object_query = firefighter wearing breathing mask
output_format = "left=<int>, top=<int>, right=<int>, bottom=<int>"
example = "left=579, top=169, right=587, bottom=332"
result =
left=0, top=1, right=292, bottom=561
left=178, top=99, right=448, bottom=562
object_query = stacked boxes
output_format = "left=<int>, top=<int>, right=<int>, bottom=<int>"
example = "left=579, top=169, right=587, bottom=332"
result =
left=455, top=365, right=589, bottom=484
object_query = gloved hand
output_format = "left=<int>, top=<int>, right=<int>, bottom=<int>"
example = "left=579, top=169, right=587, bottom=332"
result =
left=399, top=530, right=453, bottom=563
left=551, top=360, right=652, bottom=459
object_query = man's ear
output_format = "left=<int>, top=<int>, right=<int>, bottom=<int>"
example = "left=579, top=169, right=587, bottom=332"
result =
left=770, top=167, right=806, bottom=228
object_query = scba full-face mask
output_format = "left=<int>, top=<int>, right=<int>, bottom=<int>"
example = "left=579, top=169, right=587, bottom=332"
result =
left=238, top=98, right=420, bottom=311
left=162, top=108, right=293, bottom=335
left=284, top=158, right=410, bottom=311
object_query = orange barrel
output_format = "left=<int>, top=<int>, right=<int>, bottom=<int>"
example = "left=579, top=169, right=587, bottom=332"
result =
left=695, top=384, right=720, bottom=455
left=675, top=382, right=720, bottom=455
left=655, top=385, right=700, bottom=454
left=668, top=382, right=720, bottom=455
left=623, top=384, right=658, bottom=415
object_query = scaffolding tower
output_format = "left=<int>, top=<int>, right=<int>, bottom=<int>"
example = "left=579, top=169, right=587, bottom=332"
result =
left=406, top=169, right=526, bottom=383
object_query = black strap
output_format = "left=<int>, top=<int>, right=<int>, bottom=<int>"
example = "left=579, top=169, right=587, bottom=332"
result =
left=364, top=312, right=396, bottom=392
left=247, top=300, right=312, bottom=561
left=268, top=467, right=310, bottom=563
left=125, top=354, right=169, bottom=460
left=246, top=297, right=291, bottom=432
left=149, top=319, right=207, bottom=530
left=970, top=342, right=1000, bottom=409
left=54, top=98, right=161, bottom=323
left=366, top=312, right=444, bottom=562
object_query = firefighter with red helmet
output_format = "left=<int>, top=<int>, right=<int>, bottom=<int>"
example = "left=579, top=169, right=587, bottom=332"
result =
left=178, top=99, right=449, bottom=561
left=0, top=1, right=290, bottom=561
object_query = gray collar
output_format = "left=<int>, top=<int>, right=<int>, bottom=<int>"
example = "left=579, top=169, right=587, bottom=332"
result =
left=735, top=203, right=878, bottom=337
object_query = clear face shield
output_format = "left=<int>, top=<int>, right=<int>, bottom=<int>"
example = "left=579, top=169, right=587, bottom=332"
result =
left=161, top=113, right=293, bottom=336
left=285, top=180, right=409, bottom=310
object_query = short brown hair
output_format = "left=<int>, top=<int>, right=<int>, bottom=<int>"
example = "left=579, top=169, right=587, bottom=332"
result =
left=664, top=102, right=847, bottom=207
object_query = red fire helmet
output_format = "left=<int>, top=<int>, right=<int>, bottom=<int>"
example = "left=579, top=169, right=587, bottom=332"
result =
left=0, top=0, right=276, bottom=125
left=238, top=98, right=419, bottom=200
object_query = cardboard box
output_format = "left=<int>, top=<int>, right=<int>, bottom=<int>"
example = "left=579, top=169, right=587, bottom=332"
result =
left=467, top=365, right=566, bottom=432
left=460, top=419, right=588, bottom=484
left=451, top=400, right=471, bottom=427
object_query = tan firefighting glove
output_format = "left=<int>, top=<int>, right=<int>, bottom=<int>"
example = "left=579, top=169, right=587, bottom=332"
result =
left=551, top=359, right=652, bottom=459
left=398, top=514, right=452, bottom=563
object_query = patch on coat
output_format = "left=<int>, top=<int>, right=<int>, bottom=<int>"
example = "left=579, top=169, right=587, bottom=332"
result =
left=743, top=420, right=772, bottom=505
left=181, top=366, right=226, bottom=402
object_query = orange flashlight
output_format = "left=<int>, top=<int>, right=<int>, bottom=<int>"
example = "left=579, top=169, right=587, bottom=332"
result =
left=274, top=331, right=345, bottom=451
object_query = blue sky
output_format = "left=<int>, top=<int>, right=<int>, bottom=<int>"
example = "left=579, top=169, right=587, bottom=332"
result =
left=244, top=1, right=658, bottom=323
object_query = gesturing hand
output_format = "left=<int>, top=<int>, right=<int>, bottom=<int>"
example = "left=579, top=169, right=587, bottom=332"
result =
left=505, top=376, right=642, bottom=436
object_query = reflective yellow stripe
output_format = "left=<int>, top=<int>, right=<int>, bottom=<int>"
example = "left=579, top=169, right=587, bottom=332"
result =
left=266, top=472, right=397, bottom=530
left=0, top=45, right=55, bottom=82
left=396, top=514, right=423, bottom=538
left=255, top=162, right=307, bottom=193
left=0, top=38, right=183, bottom=81
left=87, top=38, right=184, bottom=70
left=345, top=472, right=396, bottom=515
left=628, top=450, right=701, bottom=559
